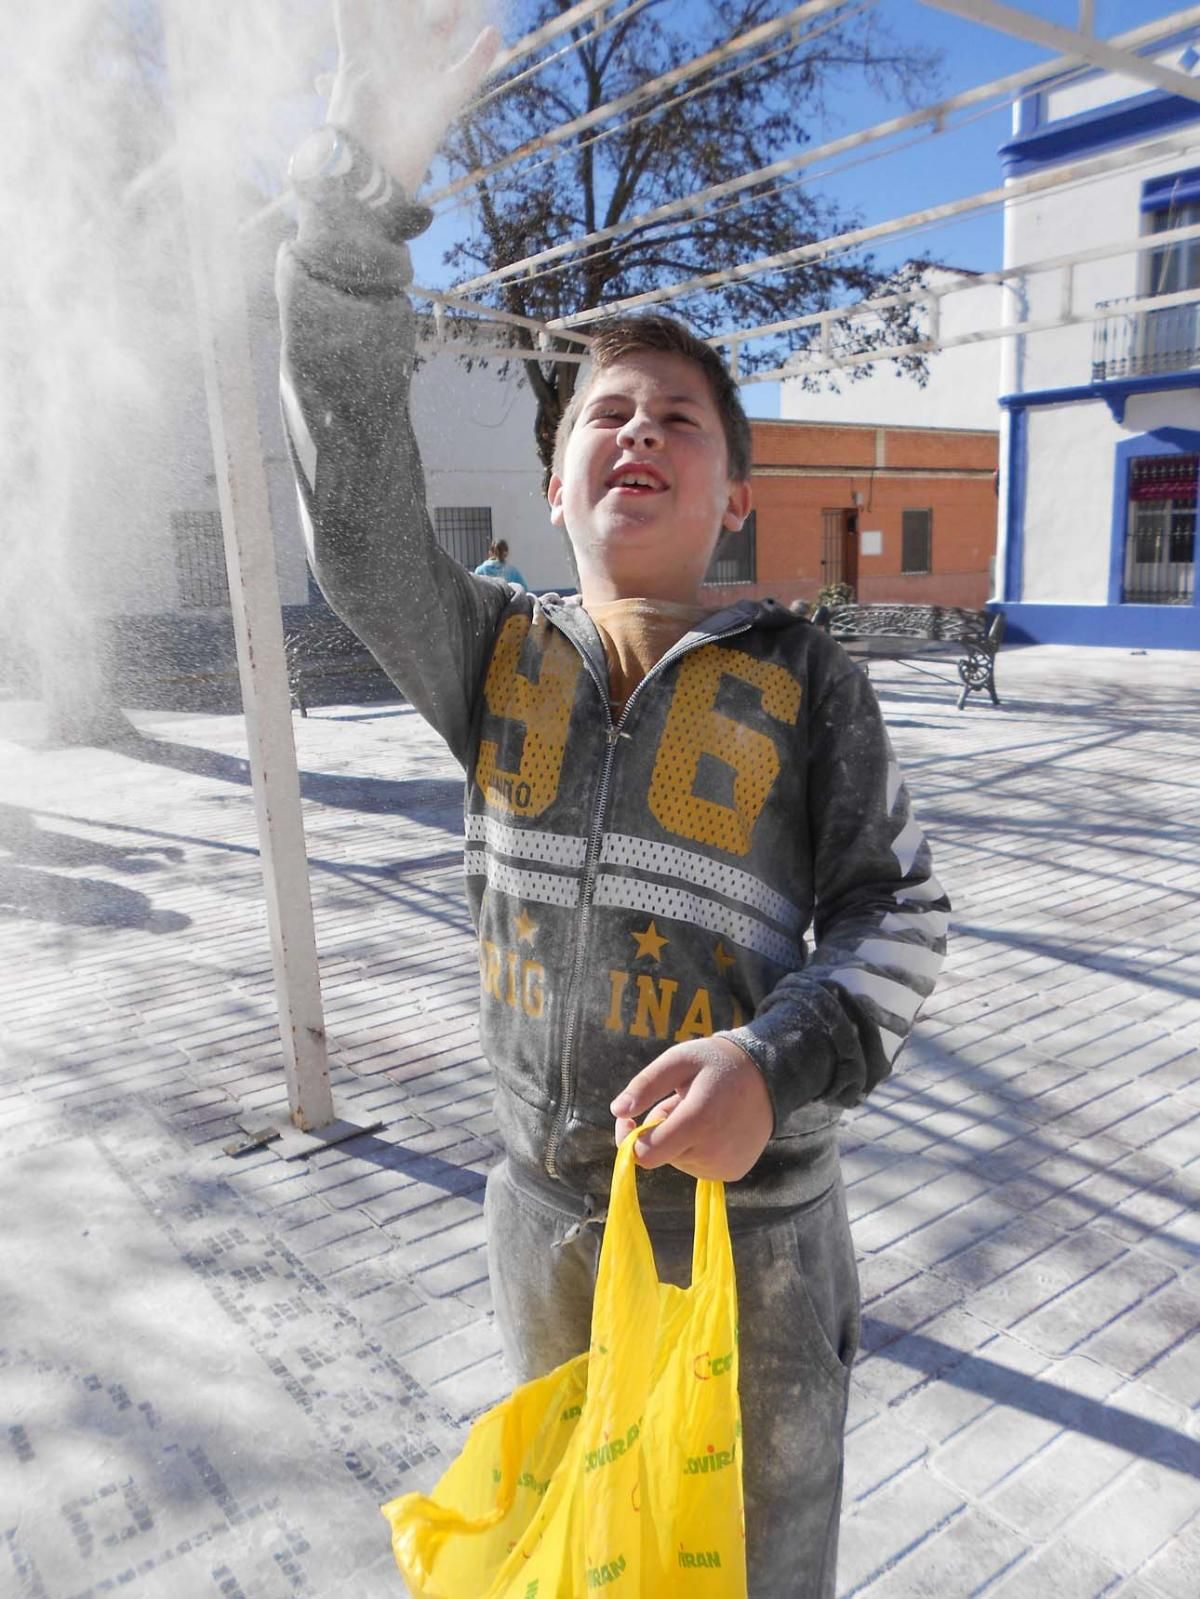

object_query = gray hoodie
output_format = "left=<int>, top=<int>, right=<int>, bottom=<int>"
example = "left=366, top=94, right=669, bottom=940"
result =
left=276, top=168, right=949, bottom=1217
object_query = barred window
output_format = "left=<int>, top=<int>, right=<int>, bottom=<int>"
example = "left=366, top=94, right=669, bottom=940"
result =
left=1124, top=454, right=1197, bottom=605
left=434, top=506, right=493, bottom=569
left=172, top=510, right=230, bottom=608
left=901, top=509, right=932, bottom=575
left=704, top=511, right=756, bottom=585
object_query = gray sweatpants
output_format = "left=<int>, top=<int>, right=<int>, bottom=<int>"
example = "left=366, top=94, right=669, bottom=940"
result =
left=484, top=1158, right=860, bottom=1599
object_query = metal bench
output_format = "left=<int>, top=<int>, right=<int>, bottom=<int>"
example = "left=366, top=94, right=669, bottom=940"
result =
left=811, top=602, right=1005, bottom=710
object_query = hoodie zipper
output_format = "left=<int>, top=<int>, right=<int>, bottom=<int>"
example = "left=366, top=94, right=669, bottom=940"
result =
left=542, top=618, right=754, bottom=1180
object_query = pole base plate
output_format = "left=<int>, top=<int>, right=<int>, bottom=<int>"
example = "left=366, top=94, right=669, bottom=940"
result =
left=225, top=1114, right=383, bottom=1161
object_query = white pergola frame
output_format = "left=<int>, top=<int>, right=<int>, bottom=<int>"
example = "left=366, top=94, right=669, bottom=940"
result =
left=727, top=218, right=1200, bottom=382
left=176, top=0, right=1200, bottom=1144
left=451, top=9, right=1200, bottom=300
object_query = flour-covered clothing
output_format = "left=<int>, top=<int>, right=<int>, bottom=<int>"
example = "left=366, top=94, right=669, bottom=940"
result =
left=276, top=180, right=947, bottom=1215
left=276, top=152, right=947, bottom=1598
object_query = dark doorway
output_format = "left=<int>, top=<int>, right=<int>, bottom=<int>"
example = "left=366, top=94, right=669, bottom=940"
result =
left=821, top=508, right=859, bottom=593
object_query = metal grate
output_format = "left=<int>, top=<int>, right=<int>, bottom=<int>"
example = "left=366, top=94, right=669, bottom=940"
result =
left=704, top=511, right=756, bottom=585
left=1123, top=455, right=1197, bottom=605
left=172, top=510, right=230, bottom=609
left=901, top=509, right=932, bottom=575
left=433, top=506, right=493, bottom=569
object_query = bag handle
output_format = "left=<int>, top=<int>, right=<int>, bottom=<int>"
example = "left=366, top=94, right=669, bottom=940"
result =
left=594, top=1126, right=732, bottom=1314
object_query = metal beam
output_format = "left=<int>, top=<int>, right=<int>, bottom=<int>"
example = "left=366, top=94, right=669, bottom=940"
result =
left=451, top=9, right=1200, bottom=298
left=411, top=284, right=593, bottom=345
left=424, top=0, right=853, bottom=206
left=744, top=283, right=1200, bottom=384
left=918, top=1, right=1200, bottom=104
left=712, top=219, right=1200, bottom=352
left=493, top=0, right=616, bottom=74
left=163, top=2, right=334, bottom=1133
left=418, top=340, right=589, bottom=364
left=550, top=129, right=1200, bottom=328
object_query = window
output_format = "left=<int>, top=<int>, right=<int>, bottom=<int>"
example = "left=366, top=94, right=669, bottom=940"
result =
left=433, top=506, right=493, bottom=569
left=1123, top=455, right=1196, bottom=606
left=172, top=510, right=230, bottom=609
left=901, top=509, right=932, bottom=574
left=1144, top=169, right=1200, bottom=297
left=704, top=511, right=756, bottom=585
left=1131, top=171, right=1200, bottom=379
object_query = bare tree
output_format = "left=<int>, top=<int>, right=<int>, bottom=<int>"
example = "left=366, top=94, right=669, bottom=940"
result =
left=442, top=0, right=942, bottom=470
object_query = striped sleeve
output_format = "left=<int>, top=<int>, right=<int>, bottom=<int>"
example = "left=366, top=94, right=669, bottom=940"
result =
left=726, top=665, right=949, bottom=1117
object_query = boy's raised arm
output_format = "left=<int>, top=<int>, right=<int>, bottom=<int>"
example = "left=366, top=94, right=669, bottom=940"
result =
left=276, top=1, right=504, bottom=763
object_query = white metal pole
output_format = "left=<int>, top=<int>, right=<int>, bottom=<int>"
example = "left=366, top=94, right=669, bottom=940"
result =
left=707, top=218, right=1200, bottom=349
left=163, top=1, right=334, bottom=1132
left=740, top=283, right=1200, bottom=383
left=552, top=129, right=1200, bottom=327
left=424, top=0, right=853, bottom=205
left=917, top=1, right=1200, bottom=103
left=450, top=8, right=1200, bottom=296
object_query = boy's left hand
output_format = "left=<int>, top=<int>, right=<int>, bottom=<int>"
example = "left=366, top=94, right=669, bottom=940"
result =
left=610, top=1036, right=774, bottom=1181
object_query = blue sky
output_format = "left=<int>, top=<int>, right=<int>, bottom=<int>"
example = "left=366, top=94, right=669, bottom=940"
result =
left=410, top=1, right=1196, bottom=416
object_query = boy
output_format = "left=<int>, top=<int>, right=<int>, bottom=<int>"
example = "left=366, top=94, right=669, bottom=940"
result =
left=277, top=7, right=947, bottom=1593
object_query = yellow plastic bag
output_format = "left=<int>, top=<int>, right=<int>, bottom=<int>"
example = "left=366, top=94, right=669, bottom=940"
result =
left=382, top=1127, right=746, bottom=1597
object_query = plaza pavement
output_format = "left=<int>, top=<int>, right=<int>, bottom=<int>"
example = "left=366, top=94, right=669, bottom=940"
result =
left=1, top=642, right=1198, bottom=1599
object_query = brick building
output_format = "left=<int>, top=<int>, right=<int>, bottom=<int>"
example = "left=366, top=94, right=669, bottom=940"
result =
left=702, top=419, right=1000, bottom=612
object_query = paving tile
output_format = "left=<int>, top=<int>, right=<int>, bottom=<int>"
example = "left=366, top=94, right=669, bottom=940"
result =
left=1015, top=1249, right=1177, bottom=1359
left=837, top=1467, right=965, bottom=1596
left=1068, top=1459, right=1200, bottom=1573
left=1080, top=1281, right=1200, bottom=1376
left=966, top=1229, right=1129, bottom=1331
left=984, top=1538, right=1124, bottom=1599
left=1136, top=1507, right=1200, bottom=1599
left=842, top=1412, right=929, bottom=1506
left=5, top=651, right=1200, bottom=1599
left=854, top=1505, right=1026, bottom=1599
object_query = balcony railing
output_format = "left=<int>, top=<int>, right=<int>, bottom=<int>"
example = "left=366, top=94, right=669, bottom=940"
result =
left=1091, top=298, right=1200, bottom=382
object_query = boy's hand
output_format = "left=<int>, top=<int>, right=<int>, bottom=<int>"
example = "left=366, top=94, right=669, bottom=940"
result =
left=610, top=1036, right=774, bottom=1182
left=327, top=0, right=500, bottom=194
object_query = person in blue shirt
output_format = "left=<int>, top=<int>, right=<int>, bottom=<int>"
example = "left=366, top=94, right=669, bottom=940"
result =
left=473, top=539, right=527, bottom=588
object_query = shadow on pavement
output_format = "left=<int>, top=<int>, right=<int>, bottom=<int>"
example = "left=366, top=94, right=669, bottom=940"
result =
left=0, top=802, right=185, bottom=875
left=113, top=732, right=463, bottom=819
left=0, top=864, right=190, bottom=932
left=330, top=1132, right=488, bottom=1200
left=865, top=1317, right=1200, bottom=1478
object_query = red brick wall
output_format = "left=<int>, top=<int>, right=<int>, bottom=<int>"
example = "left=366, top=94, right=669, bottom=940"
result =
left=700, top=421, right=1000, bottom=612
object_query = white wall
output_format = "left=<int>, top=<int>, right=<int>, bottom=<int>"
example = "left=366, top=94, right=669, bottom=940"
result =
left=1021, top=402, right=1120, bottom=603
left=410, top=349, right=572, bottom=590
left=1002, top=150, right=1200, bottom=398
left=1043, top=44, right=1197, bottom=124
left=780, top=275, right=1003, bottom=431
left=1004, top=75, right=1200, bottom=610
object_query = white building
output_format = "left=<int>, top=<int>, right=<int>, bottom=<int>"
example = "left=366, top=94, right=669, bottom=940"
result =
left=780, top=269, right=1003, bottom=433
left=80, top=217, right=563, bottom=694
left=995, top=29, right=1200, bottom=649
left=412, top=340, right=566, bottom=590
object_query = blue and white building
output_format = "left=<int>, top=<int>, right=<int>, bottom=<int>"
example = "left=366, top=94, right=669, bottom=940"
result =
left=997, top=30, right=1200, bottom=649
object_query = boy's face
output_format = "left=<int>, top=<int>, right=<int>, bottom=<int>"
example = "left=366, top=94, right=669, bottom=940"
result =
left=547, top=349, right=751, bottom=602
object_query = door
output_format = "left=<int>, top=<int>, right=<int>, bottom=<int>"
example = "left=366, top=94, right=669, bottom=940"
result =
left=821, top=509, right=858, bottom=593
